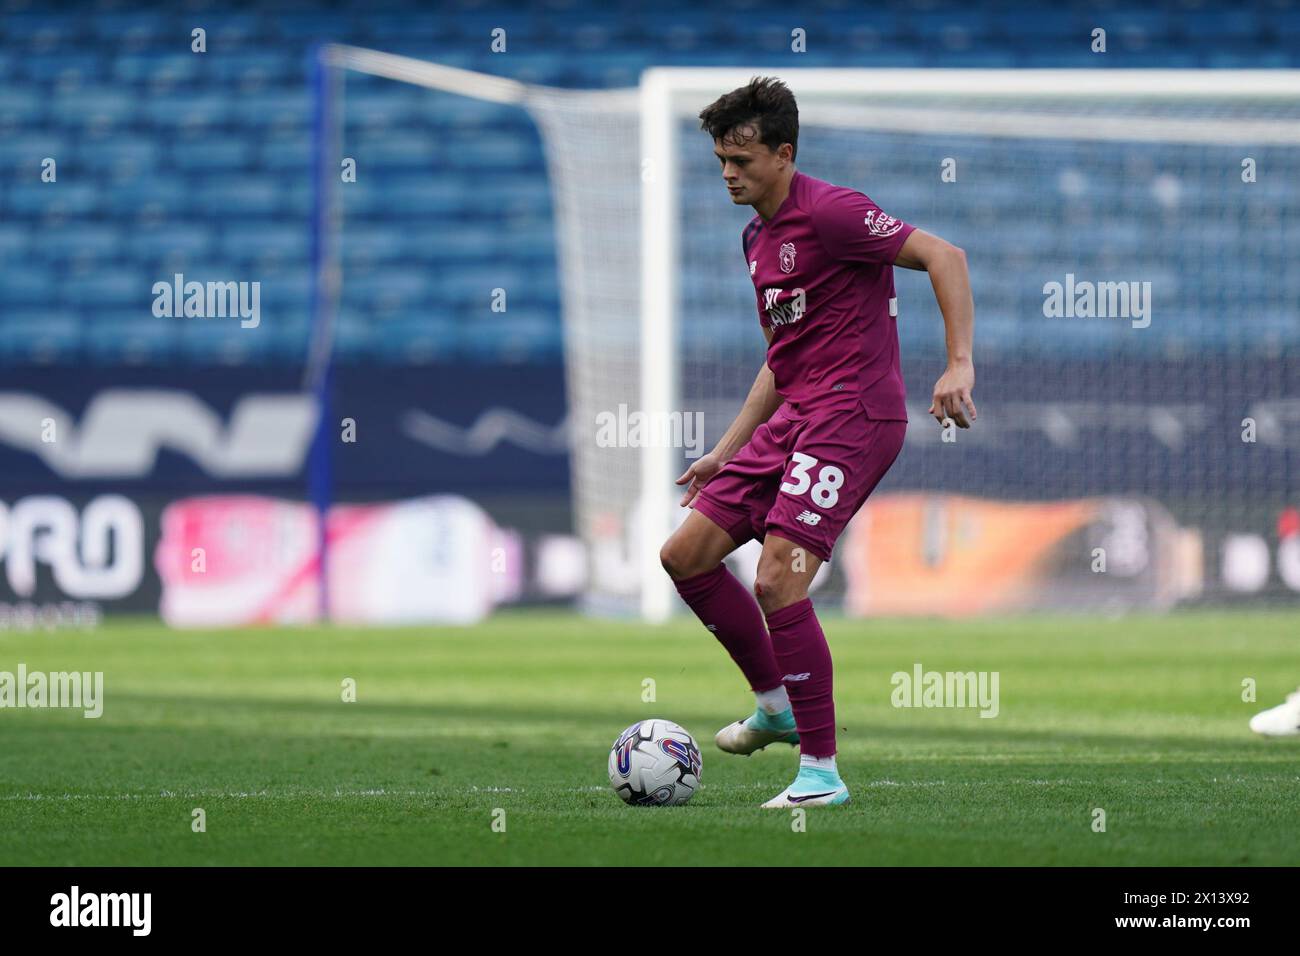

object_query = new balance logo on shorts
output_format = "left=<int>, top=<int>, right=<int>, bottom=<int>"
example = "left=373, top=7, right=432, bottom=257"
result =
left=795, top=510, right=822, bottom=526
left=783, top=672, right=811, bottom=681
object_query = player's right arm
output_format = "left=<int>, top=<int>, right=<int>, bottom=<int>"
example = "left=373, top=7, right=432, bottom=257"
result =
left=676, top=327, right=780, bottom=506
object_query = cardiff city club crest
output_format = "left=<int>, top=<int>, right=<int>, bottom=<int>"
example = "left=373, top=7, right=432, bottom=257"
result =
left=778, top=242, right=796, bottom=273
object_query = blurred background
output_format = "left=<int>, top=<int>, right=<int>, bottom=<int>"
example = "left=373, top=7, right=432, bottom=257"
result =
left=0, top=0, right=1297, bottom=628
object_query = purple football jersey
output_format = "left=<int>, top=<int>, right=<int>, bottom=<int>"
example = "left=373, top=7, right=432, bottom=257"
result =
left=742, top=170, right=914, bottom=421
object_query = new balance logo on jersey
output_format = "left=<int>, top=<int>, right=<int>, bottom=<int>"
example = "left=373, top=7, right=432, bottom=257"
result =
left=749, top=260, right=757, bottom=276
left=763, top=287, right=806, bottom=328
left=863, top=210, right=903, bottom=238
left=795, top=510, right=822, bottom=526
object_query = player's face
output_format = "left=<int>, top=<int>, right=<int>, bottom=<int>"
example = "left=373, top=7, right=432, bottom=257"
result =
left=713, top=126, right=787, bottom=207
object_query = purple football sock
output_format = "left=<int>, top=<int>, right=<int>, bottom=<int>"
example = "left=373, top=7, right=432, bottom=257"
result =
left=764, top=598, right=836, bottom=758
left=673, top=565, right=783, bottom=694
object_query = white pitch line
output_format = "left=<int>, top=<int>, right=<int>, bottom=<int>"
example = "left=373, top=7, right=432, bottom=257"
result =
left=4, top=775, right=1295, bottom=802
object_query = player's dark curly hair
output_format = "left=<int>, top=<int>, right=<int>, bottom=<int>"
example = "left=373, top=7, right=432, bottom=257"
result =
left=698, top=76, right=799, bottom=161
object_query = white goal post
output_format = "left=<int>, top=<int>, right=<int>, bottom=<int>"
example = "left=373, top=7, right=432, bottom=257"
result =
left=309, top=50, right=1300, bottom=622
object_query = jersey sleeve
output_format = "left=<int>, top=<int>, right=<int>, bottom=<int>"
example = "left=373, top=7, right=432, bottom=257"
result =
left=811, top=187, right=915, bottom=265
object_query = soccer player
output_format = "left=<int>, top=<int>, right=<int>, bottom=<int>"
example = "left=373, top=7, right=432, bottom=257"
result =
left=659, top=77, right=976, bottom=807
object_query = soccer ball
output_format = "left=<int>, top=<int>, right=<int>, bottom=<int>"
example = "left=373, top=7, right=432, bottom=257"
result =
left=608, top=718, right=702, bottom=806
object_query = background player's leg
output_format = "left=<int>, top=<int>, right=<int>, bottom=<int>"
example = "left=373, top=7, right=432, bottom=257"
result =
left=660, top=510, right=786, bottom=707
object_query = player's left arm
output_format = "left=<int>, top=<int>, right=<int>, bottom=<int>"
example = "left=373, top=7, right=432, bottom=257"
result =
left=894, top=229, right=977, bottom=429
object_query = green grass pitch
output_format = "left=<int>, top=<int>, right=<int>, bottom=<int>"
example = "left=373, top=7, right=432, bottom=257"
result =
left=0, top=610, right=1295, bottom=866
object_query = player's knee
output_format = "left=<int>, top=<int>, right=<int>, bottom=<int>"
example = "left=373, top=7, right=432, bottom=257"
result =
left=659, top=540, right=680, bottom=577
left=753, top=563, right=802, bottom=615
left=659, top=538, right=696, bottom=580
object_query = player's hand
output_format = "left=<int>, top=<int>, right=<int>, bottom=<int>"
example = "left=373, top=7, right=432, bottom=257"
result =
left=929, top=359, right=977, bottom=428
left=676, top=452, right=724, bottom=507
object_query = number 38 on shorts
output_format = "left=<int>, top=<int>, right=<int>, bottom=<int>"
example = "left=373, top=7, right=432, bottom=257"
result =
left=779, top=453, right=845, bottom=508
left=691, top=408, right=906, bottom=564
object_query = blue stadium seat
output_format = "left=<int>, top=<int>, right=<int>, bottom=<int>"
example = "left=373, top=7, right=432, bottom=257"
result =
left=908, top=9, right=992, bottom=43
left=141, top=95, right=232, bottom=128
left=112, top=53, right=202, bottom=85
left=0, top=225, right=29, bottom=257
left=360, top=12, right=447, bottom=42
left=99, top=178, right=190, bottom=217
left=573, top=51, right=646, bottom=87
left=445, top=9, right=543, bottom=46
left=94, top=141, right=163, bottom=174
left=0, top=90, right=44, bottom=124
left=460, top=312, right=563, bottom=363
left=89, top=11, right=173, bottom=45
left=0, top=313, right=83, bottom=364
left=436, top=264, right=530, bottom=309
left=129, top=225, right=217, bottom=260
left=13, top=15, right=86, bottom=53
left=384, top=180, right=506, bottom=219
left=440, top=131, right=539, bottom=170
left=227, top=92, right=312, bottom=129
left=270, top=12, right=358, bottom=42
left=84, top=315, right=179, bottom=365
left=340, top=226, right=413, bottom=264
left=523, top=265, right=559, bottom=306
left=345, top=91, right=427, bottom=128
left=336, top=180, right=389, bottom=217
left=355, top=132, right=439, bottom=168
left=342, top=272, right=435, bottom=317
left=1104, top=9, right=1172, bottom=39
left=176, top=318, right=272, bottom=365
left=5, top=182, right=101, bottom=216
left=205, top=52, right=293, bottom=86
left=1207, top=48, right=1291, bottom=69
left=171, top=139, right=256, bottom=171
left=221, top=224, right=307, bottom=260
left=61, top=271, right=147, bottom=310
left=498, top=225, right=558, bottom=264
left=256, top=269, right=313, bottom=308
left=2, top=268, right=57, bottom=306
left=51, top=90, right=137, bottom=129
left=263, top=318, right=314, bottom=363
left=369, top=317, right=462, bottom=363
left=41, top=225, right=122, bottom=259
left=280, top=181, right=313, bottom=216
left=206, top=14, right=270, bottom=48
left=932, top=49, right=1018, bottom=67
left=256, top=134, right=311, bottom=171
left=191, top=178, right=284, bottom=217
left=821, top=48, right=926, bottom=68
left=0, top=134, right=68, bottom=166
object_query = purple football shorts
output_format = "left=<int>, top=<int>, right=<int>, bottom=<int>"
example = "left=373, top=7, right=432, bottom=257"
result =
left=693, top=400, right=906, bottom=562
